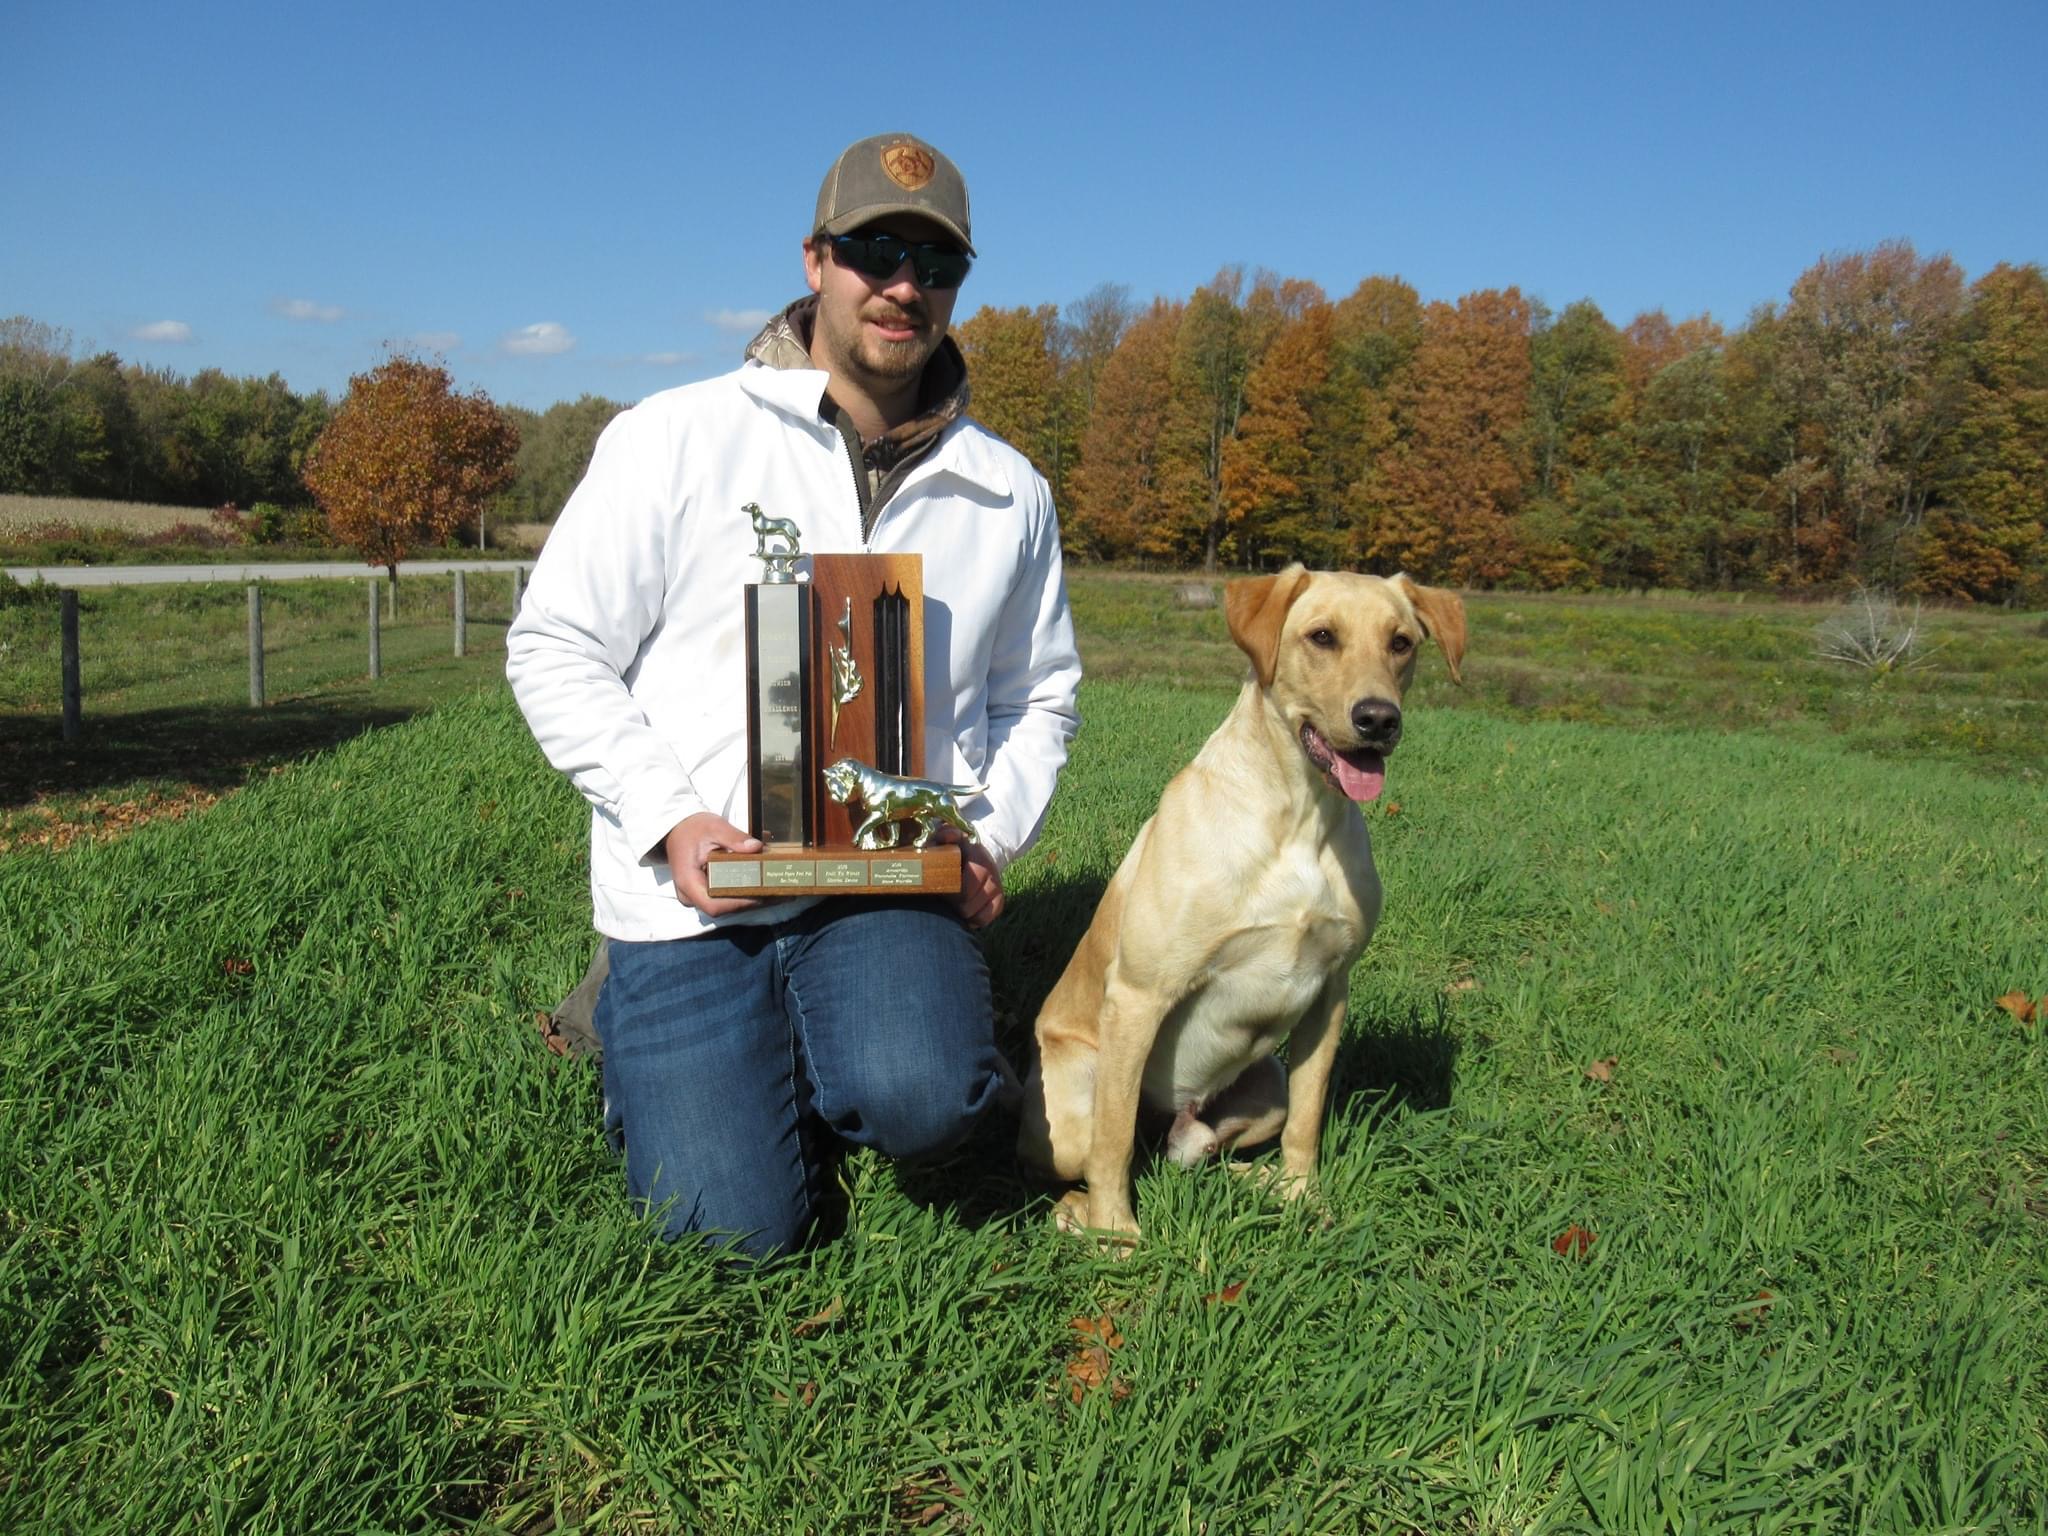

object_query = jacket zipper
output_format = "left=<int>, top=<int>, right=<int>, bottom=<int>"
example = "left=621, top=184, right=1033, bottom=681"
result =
left=831, top=413, right=873, bottom=547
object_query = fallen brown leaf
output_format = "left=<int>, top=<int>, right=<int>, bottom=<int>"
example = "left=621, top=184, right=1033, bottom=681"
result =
left=1583, top=1056, right=1617, bottom=1083
left=1553, top=1223, right=1596, bottom=1258
left=1068, top=1313, right=1123, bottom=1349
left=792, top=1295, right=844, bottom=1336
left=1202, top=1281, right=1247, bottom=1306
left=221, top=956, right=254, bottom=976
left=771, top=1380, right=818, bottom=1408
left=892, top=1470, right=965, bottom=1527
left=1732, top=1289, right=1775, bottom=1332
left=1993, top=991, right=2036, bottom=1023
left=1061, top=1312, right=1132, bottom=1404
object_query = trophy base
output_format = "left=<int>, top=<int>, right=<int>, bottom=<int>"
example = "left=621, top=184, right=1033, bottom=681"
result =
left=704, top=843, right=962, bottom=897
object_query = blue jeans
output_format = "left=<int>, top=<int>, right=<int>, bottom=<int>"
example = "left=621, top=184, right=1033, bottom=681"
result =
left=595, top=898, right=1003, bottom=1259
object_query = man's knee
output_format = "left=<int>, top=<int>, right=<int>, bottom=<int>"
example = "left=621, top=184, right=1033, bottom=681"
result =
left=844, top=1056, right=1005, bottom=1161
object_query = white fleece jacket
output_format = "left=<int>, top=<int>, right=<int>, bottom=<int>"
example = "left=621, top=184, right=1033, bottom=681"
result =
left=505, top=359, right=1082, bottom=941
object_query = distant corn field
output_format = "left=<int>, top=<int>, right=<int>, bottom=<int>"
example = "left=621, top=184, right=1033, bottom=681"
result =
left=0, top=494, right=214, bottom=536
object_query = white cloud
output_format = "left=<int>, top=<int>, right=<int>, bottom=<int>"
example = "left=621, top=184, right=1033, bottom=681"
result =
left=502, top=321, right=576, bottom=356
left=132, top=320, right=194, bottom=344
left=273, top=297, right=344, bottom=322
left=409, top=331, right=462, bottom=354
left=705, top=307, right=772, bottom=335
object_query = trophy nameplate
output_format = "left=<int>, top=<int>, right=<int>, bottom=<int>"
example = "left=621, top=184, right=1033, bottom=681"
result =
left=706, top=506, right=968, bottom=897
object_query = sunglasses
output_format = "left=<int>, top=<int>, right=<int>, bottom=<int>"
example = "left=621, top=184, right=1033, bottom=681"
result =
left=826, top=232, right=972, bottom=290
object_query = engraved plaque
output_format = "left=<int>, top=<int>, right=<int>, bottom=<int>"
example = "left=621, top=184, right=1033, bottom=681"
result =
left=707, top=860, right=762, bottom=891
left=870, top=859, right=925, bottom=888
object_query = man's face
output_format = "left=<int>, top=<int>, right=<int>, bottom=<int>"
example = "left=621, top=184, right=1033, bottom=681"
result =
left=803, top=215, right=963, bottom=400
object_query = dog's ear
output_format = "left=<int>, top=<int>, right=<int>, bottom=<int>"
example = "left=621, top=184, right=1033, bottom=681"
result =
left=1225, top=564, right=1312, bottom=687
left=1395, top=575, right=1467, bottom=685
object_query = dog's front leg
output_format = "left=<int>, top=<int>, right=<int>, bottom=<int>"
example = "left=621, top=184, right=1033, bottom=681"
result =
left=1277, top=975, right=1349, bottom=1194
left=1082, top=977, right=1158, bottom=1243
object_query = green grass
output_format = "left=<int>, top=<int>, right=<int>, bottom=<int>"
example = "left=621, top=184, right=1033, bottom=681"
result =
left=4, top=581, right=2045, bottom=1529
left=1070, top=576, right=2048, bottom=782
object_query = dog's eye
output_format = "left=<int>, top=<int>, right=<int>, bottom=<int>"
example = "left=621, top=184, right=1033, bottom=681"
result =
left=1390, top=632, right=1415, bottom=655
left=1307, top=627, right=1338, bottom=649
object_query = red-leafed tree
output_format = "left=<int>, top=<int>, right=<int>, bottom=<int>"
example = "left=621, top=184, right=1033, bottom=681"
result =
left=303, top=355, right=519, bottom=583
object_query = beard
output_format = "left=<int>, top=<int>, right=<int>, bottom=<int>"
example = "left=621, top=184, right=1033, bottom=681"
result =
left=815, top=298, right=938, bottom=394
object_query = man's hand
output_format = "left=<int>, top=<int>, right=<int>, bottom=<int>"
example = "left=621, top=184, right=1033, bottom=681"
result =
left=936, top=826, right=1004, bottom=929
left=665, top=812, right=766, bottom=917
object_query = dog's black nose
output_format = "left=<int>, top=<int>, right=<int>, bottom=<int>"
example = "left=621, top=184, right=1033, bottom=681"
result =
left=1351, top=698, right=1402, bottom=746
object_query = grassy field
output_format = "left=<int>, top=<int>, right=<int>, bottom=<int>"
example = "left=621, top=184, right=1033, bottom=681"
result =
left=2, top=576, right=2045, bottom=1531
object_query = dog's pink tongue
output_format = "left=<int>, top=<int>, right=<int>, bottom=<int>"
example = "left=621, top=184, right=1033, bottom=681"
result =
left=1333, top=750, right=1385, bottom=802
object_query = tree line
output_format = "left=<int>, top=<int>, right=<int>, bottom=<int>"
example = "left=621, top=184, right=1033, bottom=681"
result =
left=7, top=238, right=2044, bottom=601
left=958, top=241, right=2048, bottom=603
left=0, top=317, right=623, bottom=542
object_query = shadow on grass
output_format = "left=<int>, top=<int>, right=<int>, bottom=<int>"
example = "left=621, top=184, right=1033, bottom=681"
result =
left=1330, top=996, right=1461, bottom=1117
left=0, top=698, right=419, bottom=805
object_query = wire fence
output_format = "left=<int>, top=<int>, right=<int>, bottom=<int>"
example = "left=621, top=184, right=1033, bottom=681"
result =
left=1, top=567, right=533, bottom=743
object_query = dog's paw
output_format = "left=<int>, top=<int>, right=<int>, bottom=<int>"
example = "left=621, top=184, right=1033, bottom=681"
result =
left=1228, top=1160, right=1326, bottom=1212
left=1053, top=1190, right=1142, bottom=1254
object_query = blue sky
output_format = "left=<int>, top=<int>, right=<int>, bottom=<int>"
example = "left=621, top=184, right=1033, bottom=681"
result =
left=5, top=0, right=2044, bottom=412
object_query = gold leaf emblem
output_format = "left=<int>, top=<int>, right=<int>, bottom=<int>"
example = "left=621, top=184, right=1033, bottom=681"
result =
left=880, top=141, right=935, bottom=191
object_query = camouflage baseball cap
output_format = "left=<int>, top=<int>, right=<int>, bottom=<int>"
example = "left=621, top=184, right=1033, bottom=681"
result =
left=813, top=133, right=974, bottom=256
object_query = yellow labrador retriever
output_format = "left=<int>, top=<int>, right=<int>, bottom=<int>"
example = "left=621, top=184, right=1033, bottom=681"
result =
left=1017, top=566, right=1465, bottom=1240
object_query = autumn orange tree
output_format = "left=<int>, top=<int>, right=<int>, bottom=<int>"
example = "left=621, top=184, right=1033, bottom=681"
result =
left=303, top=355, right=519, bottom=583
left=955, top=304, right=1058, bottom=480
left=1222, top=299, right=1337, bottom=565
left=1365, top=288, right=1532, bottom=585
left=1068, top=299, right=1190, bottom=559
left=1918, top=263, right=2048, bottom=602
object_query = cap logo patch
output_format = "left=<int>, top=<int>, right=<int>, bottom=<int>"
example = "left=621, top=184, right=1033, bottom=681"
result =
left=880, top=141, right=935, bottom=191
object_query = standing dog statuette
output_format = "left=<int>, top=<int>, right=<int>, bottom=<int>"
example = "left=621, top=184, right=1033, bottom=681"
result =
left=822, top=758, right=981, bottom=851
left=745, top=502, right=803, bottom=584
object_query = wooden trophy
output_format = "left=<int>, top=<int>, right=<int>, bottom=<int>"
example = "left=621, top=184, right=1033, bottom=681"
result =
left=704, top=505, right=969, bottom=897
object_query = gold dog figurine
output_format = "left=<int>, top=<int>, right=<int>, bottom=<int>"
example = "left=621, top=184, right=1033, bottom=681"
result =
left=821, top=757, right=982, bottom=851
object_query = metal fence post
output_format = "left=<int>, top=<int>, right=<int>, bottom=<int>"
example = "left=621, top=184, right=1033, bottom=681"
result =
left=454, top=570, right=467, bottom=658
left=61, top=589, right=81, bottom=741
left=511, top=566, right=523, bottom=615
left=368, top=577, right=382, bottom=680
left=247, top=584, right=265, bottom=707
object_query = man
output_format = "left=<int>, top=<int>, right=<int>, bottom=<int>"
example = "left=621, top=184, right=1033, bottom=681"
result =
left=506, top=133, right=1081, bottom=1260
